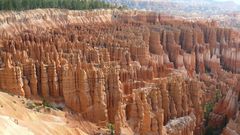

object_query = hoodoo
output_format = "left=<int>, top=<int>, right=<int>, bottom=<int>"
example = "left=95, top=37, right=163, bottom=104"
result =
left=0, top=8, right=240, bottom=135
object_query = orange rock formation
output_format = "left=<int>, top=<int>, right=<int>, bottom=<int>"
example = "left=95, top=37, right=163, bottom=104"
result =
left=0, top=9, right=240, bottom=135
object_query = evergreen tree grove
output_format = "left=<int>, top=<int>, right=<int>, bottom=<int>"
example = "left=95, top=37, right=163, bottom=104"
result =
left=0, top=0, right=114, bottom=11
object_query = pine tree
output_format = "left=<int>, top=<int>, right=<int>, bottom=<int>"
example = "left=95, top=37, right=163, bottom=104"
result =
left=0, top=0, right=3, bottom=10
left=0, top=0, right=115, bottom=11
left=21, top=0, right=30, bottom=10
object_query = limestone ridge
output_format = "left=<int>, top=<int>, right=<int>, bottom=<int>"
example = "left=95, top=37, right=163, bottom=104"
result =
left=0, top=9, right=240, bottom=135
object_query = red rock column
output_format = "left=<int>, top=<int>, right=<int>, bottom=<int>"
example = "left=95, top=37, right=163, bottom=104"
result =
left=40, top=62, right=49, bottom=98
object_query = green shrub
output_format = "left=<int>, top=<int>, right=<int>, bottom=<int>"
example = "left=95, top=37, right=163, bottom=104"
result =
left=214, top=89, right=222, bottom=102
left=204, top=90, right=226, bottom=135
left=26, top=101, right=36, bottom=109
left=107, top=123, right=115, bottom=135
left=204, top=102, right=214, bottom=120
left=42, top=99, right=57, bottom=110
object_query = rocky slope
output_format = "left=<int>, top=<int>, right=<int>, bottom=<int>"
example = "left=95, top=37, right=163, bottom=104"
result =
left=0, top=9, right=239, bottom=135
left=0, top=91, right=105, bottom=135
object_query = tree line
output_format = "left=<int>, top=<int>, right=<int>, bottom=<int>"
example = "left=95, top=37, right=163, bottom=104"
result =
left=0, top=0, right=115, bottom=11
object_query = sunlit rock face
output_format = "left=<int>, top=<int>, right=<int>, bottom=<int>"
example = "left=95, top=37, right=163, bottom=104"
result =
left=0, top=9, right=240, bottom=135
left=222, top=110, right=240, bottom=135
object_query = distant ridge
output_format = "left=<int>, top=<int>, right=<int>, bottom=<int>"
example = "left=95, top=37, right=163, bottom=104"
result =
left=103, top=0, right=240, bottom=15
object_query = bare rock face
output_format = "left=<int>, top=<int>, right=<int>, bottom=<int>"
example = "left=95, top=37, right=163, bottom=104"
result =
left=149, top=31, right=164, bottom=55
left=165, top=113, right=196, bottom=135
left=222, top=111, right=240, bottom=135
left=23, top=78, right=31, bottom=98
left=40, top=62, right=49, bottom=98
left=208, top=80, right=240, bottom=131
left=0, top=53, right=24, bottom=96
left=222, top=48, right=240, bottom=73
left=181, top=29, right=194, bottom=53
left=0, top=9, right=240, bottom=135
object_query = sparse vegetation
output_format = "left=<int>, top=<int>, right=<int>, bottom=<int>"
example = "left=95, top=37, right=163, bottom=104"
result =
left=214, top=89, right=222, bottom=102
left=204, top=102, right=214, bottom=123
left=204, top=89, right=226, bottom=135
left=204, top=90, right=222, bottom=122
left=205, top=126, right=213, bottom=135
left=107, top=123, right=115, bottom=135
left=0, top=0, right=115, bottom=11
left=26, top=101, right=37, bottom=109
left=26, top=99, right=60, bottom=112
left=205, top=116, right=228, bottom=135
left=42, top=99, right=57, bottom=110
